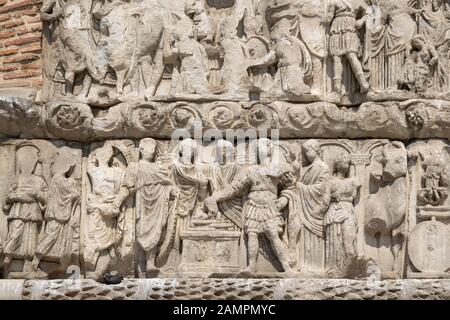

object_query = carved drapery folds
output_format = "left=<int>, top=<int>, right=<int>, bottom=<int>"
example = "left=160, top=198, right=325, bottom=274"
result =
left=1, top=0, right=450, bottom=283
left=0, top=138, right=446, bottom=281
left=36, top=0, right=450, bottom=106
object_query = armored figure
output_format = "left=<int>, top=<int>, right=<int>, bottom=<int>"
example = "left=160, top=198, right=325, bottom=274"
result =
left=328, top=0, right=370, bottom=95
left=206, top=139, right=294, bottom=273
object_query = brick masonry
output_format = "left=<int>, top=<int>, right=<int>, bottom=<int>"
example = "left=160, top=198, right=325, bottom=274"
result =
left=0, top=0, right=42, bottom=88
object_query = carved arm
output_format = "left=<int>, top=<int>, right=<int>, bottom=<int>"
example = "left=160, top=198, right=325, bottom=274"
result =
left=40, top=0, right=63, bottom=22
left=205, top=174, right=250, bottom=215
left=326, top=0, right=336, bottom=25
left=2, top=183, right=18, bottom=213
left=111, top=164, right=137, bottom=213
left=247, top=50, right=278, bottom=69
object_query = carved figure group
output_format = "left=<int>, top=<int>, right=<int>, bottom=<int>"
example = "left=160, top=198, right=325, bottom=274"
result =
left=39, top=0, right=450, bottom=102
left=2, top=144, right=82, bottom=279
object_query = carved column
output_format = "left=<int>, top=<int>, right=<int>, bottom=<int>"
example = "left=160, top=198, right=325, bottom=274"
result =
left=350, top=154, right=372, bottom=257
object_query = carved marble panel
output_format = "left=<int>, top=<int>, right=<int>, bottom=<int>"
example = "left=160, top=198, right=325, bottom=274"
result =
left=0, top=0, right=450, bottom=290
left=0, top=138, right=440, bottom=281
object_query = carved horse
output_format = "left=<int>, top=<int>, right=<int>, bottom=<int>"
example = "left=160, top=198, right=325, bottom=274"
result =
left=98, top=1, right=168, bottom=97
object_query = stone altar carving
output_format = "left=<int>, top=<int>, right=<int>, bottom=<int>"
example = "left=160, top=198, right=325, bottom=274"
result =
left=0, top=0, right=449, bottom=295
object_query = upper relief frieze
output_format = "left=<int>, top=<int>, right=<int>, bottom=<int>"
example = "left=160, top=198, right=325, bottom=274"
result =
left=36, top=0, right=450, bottom=107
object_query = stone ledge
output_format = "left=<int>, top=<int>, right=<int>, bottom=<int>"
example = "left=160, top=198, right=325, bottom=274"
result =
left=1, top=96, right=450, bottom=141
left=13, top=279, right=450, bottom=300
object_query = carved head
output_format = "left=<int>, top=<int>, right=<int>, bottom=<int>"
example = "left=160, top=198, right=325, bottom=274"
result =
left=16, top=144, right=40, bottom=175
left=52, top=149, right=77, bottom=177
left=254, top=138, right=273, bottom=164
left=178, top=138, right=198, bottom=164
left=334, top=154, right=351, bottom=177
left=421, top=151, right=446, bottom=171
left=301, top=139, right=321, bottom=165
left=139, top=138, right=157, bottom=162
left=379, top=142, right=407, bottom=182
left=270, top=24, right=284, bottom=43
left=110, top=151, right=127, bottom=170
left=95, top=145, right=114, bottom=167
left=174, top=108, right=192, bottom=125
left=411, top=36, right=425, bottom=51
left=215, top=139, right=234, bottom=165
left=406, top=106, right=426, bottom=131
left=55, top=105, right=83, bottom=130
left=243, top=9, right=261, bottom=37
left=185, top=0, right=205, bottom=20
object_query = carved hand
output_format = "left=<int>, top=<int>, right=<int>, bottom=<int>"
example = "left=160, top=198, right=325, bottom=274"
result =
left=275, top=197, right=288, bottom=211
left=40, top=7, right=63, bottom=22
left=111, top=205, right=121, bottom=216
left=205, top=197, right=219, bottom=215
left=355, top=16, right=367, bottom=30
left=170, top=188, right=179, bottom=200
left=281, top=171, right=296, bottom=187
left=429, top=57, right=438, bottom=67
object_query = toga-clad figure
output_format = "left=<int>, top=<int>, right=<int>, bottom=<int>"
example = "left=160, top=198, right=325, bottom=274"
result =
left=135, top=138, right=179, bottom=277
left=288, top=140, right=331, bottom=273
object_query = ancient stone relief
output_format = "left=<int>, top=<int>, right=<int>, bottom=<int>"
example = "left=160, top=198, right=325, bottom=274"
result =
left=0, top=141, right=82, bottom=279
left=0, top=138, right=445, bottom=281
left=0, top=0, right=449, bottom=285
left=407, top=139, right=450, bottom=278
left=35, top=0, right=450, bottom=105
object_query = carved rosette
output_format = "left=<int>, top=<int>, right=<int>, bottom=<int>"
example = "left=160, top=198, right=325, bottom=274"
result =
left=126, top=102, right=166, bottom=135
left=244, top=102, right=278, bottom=129
left=169, top=103, right=203, bottom=130
left=46, top=102, right=92, bottom=139
left=207, top=102, right=240, bottom=130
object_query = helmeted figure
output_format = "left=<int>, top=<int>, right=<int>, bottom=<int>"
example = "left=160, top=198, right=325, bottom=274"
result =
left=206, top=139, right=294, bottom=273
left=2, top=144, right=48, bottom=276
left=328, top=0, right=371, bottom=95
left=31, top=149, right=81, bottom=277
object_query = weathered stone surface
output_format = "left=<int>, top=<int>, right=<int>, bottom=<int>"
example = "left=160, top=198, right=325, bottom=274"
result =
left=17, top=278, right=450, bottom=300
left=0, top=0, right=449, bottom=300
left=1, top=98, right=450, bottom=141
